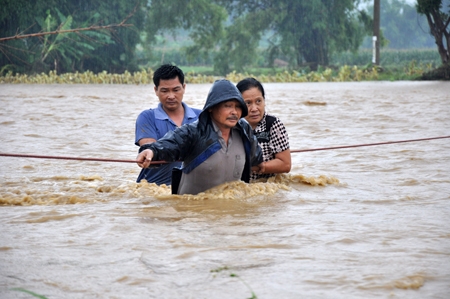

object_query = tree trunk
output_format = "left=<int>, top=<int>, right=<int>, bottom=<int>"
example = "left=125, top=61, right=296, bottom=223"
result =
left=298, top=30, right=329, bottom=71
left=424, top=9, right=449, bottom=64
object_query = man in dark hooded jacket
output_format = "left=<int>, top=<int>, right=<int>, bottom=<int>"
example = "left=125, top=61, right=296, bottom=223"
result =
left=136, top=79, right=263, bottom=195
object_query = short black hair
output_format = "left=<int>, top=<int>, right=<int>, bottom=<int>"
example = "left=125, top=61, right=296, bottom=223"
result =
left=153, top=64, right=185, bottom=88
left=236, top=77, right=265, bottom=99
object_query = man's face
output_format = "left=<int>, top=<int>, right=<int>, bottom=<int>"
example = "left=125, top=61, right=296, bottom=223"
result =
left=154, top=77, right=185, bottom=112
left=210, top=100, right=243, bottom=130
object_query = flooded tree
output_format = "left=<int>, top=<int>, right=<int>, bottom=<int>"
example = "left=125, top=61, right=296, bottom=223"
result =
left=416, top=0, right=450, bottom=65
left=415, top=0, right=450, bottom=79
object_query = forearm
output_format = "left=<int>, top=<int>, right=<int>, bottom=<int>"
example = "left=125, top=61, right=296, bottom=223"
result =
left=138, top=138, right=157, bottom=146
left=257, top=149, right=291, bottom=174
left=260, top=158, right=291, bottom=174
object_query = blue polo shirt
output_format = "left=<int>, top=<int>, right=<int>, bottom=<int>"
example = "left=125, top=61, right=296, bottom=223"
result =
left=135, top=102, right=201, bottom=185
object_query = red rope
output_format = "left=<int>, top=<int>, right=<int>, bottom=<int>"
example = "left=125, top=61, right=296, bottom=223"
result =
left=290, top=135, right=450, bottom=153
left=0, top=135, right=448, bottom=163
left=0, top=153, right=166, bottom=164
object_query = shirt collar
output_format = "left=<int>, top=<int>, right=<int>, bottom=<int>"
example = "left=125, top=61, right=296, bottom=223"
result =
left=211, top=120, right=222, bottom=137
left=155, top=102, right=196, bottom=121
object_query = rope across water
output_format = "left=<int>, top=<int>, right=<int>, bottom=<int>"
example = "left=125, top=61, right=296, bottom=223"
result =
left=290, top=135, right=450, bottom=153
left=1, top=135, right=449, bottom=164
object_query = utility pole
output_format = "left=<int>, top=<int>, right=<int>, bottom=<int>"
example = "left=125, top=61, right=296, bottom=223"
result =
left=373, top=0, right=380, bottom=65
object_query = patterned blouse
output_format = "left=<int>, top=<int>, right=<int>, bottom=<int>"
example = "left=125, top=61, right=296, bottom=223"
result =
left=252, top=112, right=290, bottom=181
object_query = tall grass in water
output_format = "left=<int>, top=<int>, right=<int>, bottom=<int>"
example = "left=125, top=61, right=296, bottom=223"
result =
left=0, top=66, right=397, bottom=84
left=1, top=48, right=437, bottom=83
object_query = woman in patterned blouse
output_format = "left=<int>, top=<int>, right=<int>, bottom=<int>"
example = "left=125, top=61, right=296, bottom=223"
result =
left=236, top=78, right=291, bottom=181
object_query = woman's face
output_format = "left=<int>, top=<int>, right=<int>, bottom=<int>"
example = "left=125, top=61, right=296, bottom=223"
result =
left=242, top=87, right=265, bottom=128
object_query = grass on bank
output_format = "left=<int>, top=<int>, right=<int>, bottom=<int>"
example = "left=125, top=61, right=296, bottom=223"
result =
left=0, top=61, right=434, bottom=84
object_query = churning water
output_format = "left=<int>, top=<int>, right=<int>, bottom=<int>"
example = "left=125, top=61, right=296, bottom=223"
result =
left=0, top=81, right=449, bottom=298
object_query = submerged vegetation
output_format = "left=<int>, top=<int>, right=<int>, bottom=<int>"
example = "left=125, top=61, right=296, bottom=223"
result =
left=0, top=61, right=434, bottom=84
left=211, top=266, right=257, bottom=299
left=11, top=288, right=48, bottom=299
left=0, top=48, right=440, bottom=83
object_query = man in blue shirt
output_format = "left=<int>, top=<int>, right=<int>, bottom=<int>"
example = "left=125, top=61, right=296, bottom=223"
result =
left=135, top=64, right=201, bottom=185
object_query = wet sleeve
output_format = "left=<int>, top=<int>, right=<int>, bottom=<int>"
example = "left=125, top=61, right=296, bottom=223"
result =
left=135, top=110, right=157, bottom=146
left=140, top=124, right=194, bottom=162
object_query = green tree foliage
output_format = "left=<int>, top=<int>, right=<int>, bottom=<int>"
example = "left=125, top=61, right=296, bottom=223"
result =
left=145, top=0, right=370, bottom=73
left=416, top=0, right=450, bottom=64
left=145, top=0, right=227, bottom=69
left=0, top=0, right=145, bottom=74
left=208, top=9, right=268, bottom=74
left=31, top=9, right=116, bottom=73
left=261, top=0, right=370, bottom=70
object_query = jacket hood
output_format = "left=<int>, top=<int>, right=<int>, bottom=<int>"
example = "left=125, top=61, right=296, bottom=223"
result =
left=199, top=79, right=248, bottom=123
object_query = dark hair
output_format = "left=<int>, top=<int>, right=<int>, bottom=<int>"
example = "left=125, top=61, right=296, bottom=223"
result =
left=153, top=64, right=185, bottom=87
left=236, top=77, right=265, bottom=99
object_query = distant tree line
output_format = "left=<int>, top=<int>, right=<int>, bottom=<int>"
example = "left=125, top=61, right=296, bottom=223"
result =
left=0, top=0, right=447, bottom=75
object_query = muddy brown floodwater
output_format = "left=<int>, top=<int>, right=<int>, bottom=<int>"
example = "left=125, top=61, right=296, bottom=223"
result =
left=1, top=81, right=449, bottom=298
